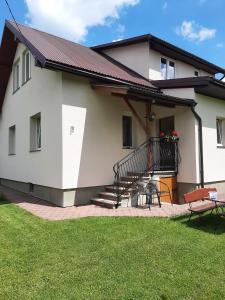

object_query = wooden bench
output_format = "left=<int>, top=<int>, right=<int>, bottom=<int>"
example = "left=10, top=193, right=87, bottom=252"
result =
left=184, top=188, right=217, bottom=221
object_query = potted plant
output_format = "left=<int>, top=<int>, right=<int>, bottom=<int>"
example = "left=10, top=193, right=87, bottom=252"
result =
left=159, top=130, right=179, bottom=142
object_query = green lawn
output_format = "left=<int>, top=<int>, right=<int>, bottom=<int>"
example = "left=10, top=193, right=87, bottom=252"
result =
left=1, top=195, right=225, bottom=300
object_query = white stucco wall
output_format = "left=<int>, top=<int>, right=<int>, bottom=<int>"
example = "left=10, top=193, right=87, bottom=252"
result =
left=0, top=43, right=63, bottom=188
left=61, top=73, right=146, bottom=189
left=196, top=94, right=225, bottom=183
left=103, top=43, right=210, bottom=80
left=104, top=42, right=150, bottom=79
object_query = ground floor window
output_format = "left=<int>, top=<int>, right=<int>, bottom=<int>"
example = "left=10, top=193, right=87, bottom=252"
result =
left=8, top=125, right=16, bottom=155
left=216, top=118, right=224, bottom=146
left=30, top=113, right=41, bottom=151
left=122, top=115, right=132, bottom=148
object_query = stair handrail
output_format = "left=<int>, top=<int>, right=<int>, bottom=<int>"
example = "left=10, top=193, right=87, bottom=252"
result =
left=113, top=137, right=179, bottom=207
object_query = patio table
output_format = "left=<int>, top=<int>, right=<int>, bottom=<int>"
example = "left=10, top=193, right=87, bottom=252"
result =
left=206, top=194, right=225, bottom=217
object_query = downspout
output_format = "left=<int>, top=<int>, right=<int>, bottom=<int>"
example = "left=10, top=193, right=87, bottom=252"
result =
left=191, top=105, right=204, bottom=188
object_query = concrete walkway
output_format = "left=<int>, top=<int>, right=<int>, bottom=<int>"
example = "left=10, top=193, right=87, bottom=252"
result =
left=0, top=185, right=189, bottom=221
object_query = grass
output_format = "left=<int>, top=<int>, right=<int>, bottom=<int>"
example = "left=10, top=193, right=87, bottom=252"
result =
left=1, top=194, right=225, bottom=299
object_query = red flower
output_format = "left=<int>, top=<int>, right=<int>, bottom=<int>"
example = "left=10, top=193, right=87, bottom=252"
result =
left=172, top=130, right=179, bottom=137
left=160, top=131, right=165, bottom=137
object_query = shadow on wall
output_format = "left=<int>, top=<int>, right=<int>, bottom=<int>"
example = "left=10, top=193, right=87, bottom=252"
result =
left=172, top=213, right=225, bottom=235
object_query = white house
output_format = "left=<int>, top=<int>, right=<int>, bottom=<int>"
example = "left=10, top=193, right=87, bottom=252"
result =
left=1, top=20, right=225, bottom=208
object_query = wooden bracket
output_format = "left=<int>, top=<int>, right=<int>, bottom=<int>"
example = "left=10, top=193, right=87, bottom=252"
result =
left=123, top=97, right=148, bottom=135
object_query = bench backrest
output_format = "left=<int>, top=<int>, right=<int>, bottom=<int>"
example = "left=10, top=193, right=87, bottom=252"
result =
left=184, top=188, right=217, bottom=203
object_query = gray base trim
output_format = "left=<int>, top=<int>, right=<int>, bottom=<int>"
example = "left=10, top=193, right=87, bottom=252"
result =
left=0, top=178, right=106, bottom=207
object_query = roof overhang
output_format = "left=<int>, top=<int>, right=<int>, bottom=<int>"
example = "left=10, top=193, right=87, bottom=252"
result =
left=91, top=83, right=196, bottom=107
left=92, top=35, right=225, bottom=76
left=153, top=76, right=225, bottom=101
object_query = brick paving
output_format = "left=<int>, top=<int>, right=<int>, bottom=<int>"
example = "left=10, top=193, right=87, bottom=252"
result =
left=0, top=185, right=189, bottom=221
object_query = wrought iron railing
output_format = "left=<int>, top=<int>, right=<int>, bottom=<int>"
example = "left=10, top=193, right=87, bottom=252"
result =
left=113, top=137, right=179, bottom=206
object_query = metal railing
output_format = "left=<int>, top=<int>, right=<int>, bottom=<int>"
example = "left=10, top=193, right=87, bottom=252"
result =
left=113, top=137, right=179, bottom=206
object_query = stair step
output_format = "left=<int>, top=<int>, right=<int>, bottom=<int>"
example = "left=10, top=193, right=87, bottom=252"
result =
left=91, top=198, right=117, bottom=209
left=106, top=186, right=134, bottom=193
left=121, top=176, right=138, bottom=181
left=127, top=171, right=145, bottom=177
left=99, top=192, right=129, bottom=200
left=116, top=181, right=133, bottom=187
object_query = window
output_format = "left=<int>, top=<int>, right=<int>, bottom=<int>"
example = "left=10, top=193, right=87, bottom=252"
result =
left=9, top=125, right=16, bottom=155
left=160, top=58, right=175, bottom=79
left=22, top=50, right=31, bottom=84
left=122, top=116, right=132, bottom=148
left=160, top=58, right=167, bottom=79
left=13, top=60, right=20, bottom=92
left=216, top=118, right=224, bottom=146
left=194, top=71, right=199, bottom=77
left=167, top=61, right=175, bottom=79
left=30, top=113, right=41, bottom=151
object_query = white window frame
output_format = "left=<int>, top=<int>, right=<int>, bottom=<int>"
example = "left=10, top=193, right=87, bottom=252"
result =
left=8, top=125, right=16, bottom=155
left=13, top=59, right=20, bottom=92
left=160, top=57, right=176, bottom=80
left=30, top=113, right=41, bottom=151
left=216, top=118, right=224, bottom=147
left=22, top=50, right=31, bottom=84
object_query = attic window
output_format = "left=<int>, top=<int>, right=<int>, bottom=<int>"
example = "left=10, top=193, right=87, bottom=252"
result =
left=160, top=58, right=175, bottom=80
left=13, top=59, right=20, bottom=93
left=195, top=71, right=199, bottom=77
left=22, top=50, right=31, bottom=84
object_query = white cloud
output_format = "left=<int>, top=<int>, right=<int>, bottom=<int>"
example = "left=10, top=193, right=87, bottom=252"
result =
left=112, top=38, right=123, bottom=42
left=25, top=0, right=140, bottom=42
left=176, top=20, right=216, bottom=42
left=162, top=2, right=168, bottom=9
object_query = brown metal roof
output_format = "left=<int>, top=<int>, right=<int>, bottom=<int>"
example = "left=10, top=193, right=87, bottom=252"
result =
left=5, top=21, right=154, bottom=88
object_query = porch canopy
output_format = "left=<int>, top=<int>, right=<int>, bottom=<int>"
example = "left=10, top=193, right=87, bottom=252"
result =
left=91, top=82, right=196, bottom=107
left=153, top=76, right=225, bottom=101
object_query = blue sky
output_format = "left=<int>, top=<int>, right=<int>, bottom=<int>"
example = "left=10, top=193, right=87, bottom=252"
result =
left=0, top=0, right=224, bottom=68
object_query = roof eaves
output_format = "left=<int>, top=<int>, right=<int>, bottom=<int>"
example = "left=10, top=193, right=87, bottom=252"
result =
left=5, top=20, right=46, bottom=66
left=44, top=59, right=156, bottom=90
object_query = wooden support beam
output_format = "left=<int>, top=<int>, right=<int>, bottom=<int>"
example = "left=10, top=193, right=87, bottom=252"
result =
left=123, top=97, right=148, bottom=135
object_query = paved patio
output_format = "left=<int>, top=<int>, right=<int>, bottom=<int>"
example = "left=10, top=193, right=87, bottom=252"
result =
left=0, top=185, right=189, bottom=221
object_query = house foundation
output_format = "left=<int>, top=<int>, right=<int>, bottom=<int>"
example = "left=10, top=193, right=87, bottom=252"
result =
left=0, top=178, right=105, bottom=207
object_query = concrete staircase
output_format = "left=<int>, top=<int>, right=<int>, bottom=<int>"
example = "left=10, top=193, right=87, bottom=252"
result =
left=91, top=172, right=150, bottom=209
left=91, top=170, right=176, bottom=209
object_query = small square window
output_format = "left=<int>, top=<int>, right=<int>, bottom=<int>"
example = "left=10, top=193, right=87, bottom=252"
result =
left=195, top=71, right=199, bottom=77
left=13, top=60, right=20, bottom=92
left=22, top=50, right=31, bottom=84
left=30, top=113, right=41, bottom=151
left=216, top=118, right=224, bottom=146
left=9, top=125, right=16, bottom=155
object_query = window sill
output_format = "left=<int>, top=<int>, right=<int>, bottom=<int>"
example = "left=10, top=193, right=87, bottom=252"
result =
left=22, top=77, right=31, bottom=86
left=8, top=153, right=16, bottom=156
left=12, top=87, right=20, bottom=95
left=217, top=145, right=225, bottom=149
left=30, top=149, right=42, bottom=153
left=123, top=147, right=135, bottom=150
